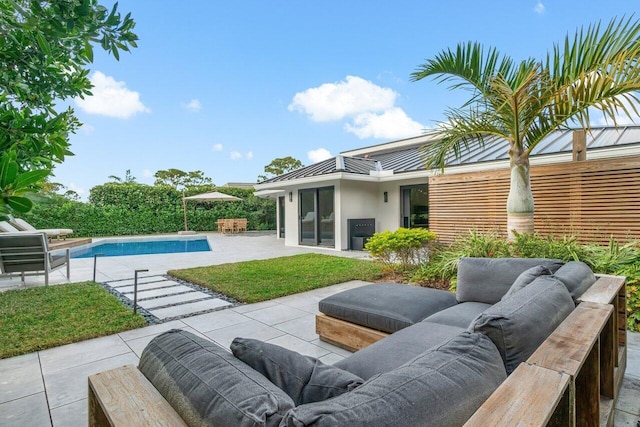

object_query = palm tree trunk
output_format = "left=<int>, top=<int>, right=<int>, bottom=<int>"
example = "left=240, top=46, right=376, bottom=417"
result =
left=506, top=152, right=534, bottom=240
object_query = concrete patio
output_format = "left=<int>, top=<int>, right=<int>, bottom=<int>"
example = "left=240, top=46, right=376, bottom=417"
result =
left=0, top=232, right=639, bottom=426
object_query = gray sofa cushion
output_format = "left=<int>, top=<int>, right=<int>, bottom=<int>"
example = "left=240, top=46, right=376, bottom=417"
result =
left=456, top=257, right=564, bottom=304
left=319, top=283, right=457, bottom=333
left=553, top=261, right=596, bottom=302
left=501, top=265, right=553, bottom=300
left=230, top=337, right=363, bottom=405
left=138, top=329, right=294, bottom=427
left=283, top=331, right=507, bottom=427
left=334, top=321, right=464, bottom=379
left=469, top=276, right=574, bottom=374
left=423, top=301, right=492, bottom=329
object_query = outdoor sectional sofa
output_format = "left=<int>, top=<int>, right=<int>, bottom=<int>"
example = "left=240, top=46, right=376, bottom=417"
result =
left=88, top=257, right=628, bottom=426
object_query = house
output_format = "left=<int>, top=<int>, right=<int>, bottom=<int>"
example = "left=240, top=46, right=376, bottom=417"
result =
left=254, top=126, right=640, bottom=250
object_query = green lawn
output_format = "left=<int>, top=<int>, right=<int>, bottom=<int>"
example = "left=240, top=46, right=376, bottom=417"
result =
left=169, top=253, right=384, bottom=303
left=0, top=282, right=146, bottom=359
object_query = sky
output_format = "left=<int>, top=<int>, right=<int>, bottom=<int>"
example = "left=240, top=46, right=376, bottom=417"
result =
left=53, top=0, right=640, bottom=199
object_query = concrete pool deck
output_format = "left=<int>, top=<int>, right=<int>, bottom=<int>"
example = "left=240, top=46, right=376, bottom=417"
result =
left=0, top=231, right=369, bottom=292
left=0, top=232, right=638, bottom=426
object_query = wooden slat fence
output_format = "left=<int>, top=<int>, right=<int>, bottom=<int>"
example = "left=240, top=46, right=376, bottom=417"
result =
left=428, top=155, right=640, bottom=244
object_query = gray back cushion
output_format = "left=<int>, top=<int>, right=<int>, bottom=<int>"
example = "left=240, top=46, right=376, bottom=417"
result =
left=553, top=261, right=596, bottom=302
left=469, top=276, right=574, bottom=374
left=456, top=257, right=564, bottom=304
left=319, top=283, right=458, bottom=333
left=231, top=337, right=363, bottom=406
left=501, top=265, right=552, bottom=301
left=335, top=322, right=464, bottom=380
left=282, top=332, right=506, bottom=427
left=139, top=329, right=294, bottom=427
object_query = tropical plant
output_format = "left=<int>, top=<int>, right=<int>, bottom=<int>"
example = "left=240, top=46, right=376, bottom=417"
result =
left=0, top=0, right=137, bottom=217
left=411, top=16, right=640, bottom=239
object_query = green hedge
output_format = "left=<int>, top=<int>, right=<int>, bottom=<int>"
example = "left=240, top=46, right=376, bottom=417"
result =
left=23, top=184, right=275, bottom=237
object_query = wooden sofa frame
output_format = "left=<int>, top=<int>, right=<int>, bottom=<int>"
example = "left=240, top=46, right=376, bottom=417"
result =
left=88, top=275, right=626, bottom=427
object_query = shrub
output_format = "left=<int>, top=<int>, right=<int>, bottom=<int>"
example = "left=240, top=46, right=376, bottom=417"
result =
left=365, top=228, right=437, bottom=270
left=23, top=185, right=276, bottom=236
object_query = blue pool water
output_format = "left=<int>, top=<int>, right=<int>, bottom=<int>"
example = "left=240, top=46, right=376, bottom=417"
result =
left=70, top=238, right=211, bottom=259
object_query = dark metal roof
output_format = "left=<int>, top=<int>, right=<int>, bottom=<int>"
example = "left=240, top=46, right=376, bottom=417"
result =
left=260, top=126, right=640, bottom=183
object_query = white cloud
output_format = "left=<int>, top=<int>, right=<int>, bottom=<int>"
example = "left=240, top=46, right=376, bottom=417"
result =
left=289, top=75, right=396, bottom=122
left=181, top=99, right=202, bottom=112
left=142, top=169, right=154, bottom=178
left=534, top=2, right=545, bottom=14
left=212, top=143, right=224, bottom=152
left=345, top=107, right=426, bottom=139
left=230, top=151, right=242, bottom=160
left=308, top=148, right=332, bottom=163
left=74, top=71, right=149, bottom=119
left=246, top=151, right=254, bottom=160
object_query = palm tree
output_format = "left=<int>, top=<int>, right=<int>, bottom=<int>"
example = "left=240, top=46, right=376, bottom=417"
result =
left=411, top=16, right=640, bottom=239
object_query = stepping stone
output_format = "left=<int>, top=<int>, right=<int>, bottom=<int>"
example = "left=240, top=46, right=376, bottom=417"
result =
left=149, top=299, right=232, bottom=320
left=108, top=277, right=167, bottom=287
left=121, top=285, right=193, bottom=301
left=117, top=281, right=179, bottom=294
left=137, top=292, right=211, bottom=309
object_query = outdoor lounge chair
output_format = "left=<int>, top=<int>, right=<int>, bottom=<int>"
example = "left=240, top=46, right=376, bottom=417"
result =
left=8, top=218, right=74, bottom=240
left=0, top=232, right=70, bottom=286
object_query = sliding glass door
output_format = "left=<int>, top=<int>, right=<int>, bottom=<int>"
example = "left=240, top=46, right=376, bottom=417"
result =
left=299, top=186, right=334, bottom=246
left=401, top=184, right=429, bottom=228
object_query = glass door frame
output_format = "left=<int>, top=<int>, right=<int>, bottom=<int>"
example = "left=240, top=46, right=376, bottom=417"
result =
left=298, top=186, right=334, bottom=247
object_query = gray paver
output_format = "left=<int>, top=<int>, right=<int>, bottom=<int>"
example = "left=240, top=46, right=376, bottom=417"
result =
left=50, top=399, right=87, bottom=427
left=0, top=392, right=51, bottom=427
left=137, top=291, right=210, bottom=309
left=149, top=298, right=232, bottom=319
left=39, top=334, right=130, bottom=375
left=109, top=276, right=169, bottom=287
left=113, top=281, right=179, bottom=293
left=243, top=304, right=309, bottom=325
left=44, top=352, right=139, bottom=409
left=0, top=353, right=44, bottom=404
left=205, top=319, right=285, bottom=349
left=274, top=315, right=319, bottom=341
left=180, top=309, right=252, bottom=333
left=121, top=284, right=193, bottom=299
left=616, top=376, right=640, bottom=416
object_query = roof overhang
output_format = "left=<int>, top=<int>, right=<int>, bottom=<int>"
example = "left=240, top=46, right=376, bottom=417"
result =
left=254, top=144, right=640, bottom=192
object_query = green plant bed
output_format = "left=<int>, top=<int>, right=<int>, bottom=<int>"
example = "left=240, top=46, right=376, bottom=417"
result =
left=168, top=254, right=384, bottom=304
left=0, top=283, right=146, bottom=359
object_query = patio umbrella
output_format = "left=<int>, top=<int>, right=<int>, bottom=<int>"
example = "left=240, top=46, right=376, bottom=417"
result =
left=182, top=191, right=242, bottom=231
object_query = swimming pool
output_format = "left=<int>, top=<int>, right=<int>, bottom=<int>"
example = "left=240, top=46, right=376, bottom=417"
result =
left=70, top=237, right=211, bottom=259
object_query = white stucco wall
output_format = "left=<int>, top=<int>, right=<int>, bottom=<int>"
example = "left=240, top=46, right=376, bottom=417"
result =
left=337, top=180, right=379, bottom=250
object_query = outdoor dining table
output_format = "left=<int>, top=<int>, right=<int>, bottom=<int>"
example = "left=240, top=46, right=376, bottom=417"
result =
left=217, top=218, right=247, bottom=234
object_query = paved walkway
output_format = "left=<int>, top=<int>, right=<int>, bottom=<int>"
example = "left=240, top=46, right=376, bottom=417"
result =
left=0, top=233, right=639, bottom=426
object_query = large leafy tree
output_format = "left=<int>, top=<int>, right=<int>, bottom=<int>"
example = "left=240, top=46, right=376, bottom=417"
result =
left=258, top=156, right=304, bottom=182
left=153, top=169, right=213, bottom=189
left=0, top=0, right=137, bottom=218
left=411, top=16, right=640, bottom=238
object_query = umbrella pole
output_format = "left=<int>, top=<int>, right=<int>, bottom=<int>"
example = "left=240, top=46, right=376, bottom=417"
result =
left=182, top=194, right=188, bottom=231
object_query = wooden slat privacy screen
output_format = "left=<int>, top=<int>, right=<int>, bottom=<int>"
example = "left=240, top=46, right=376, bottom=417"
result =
left=428, top=155, right=640, bottom=244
